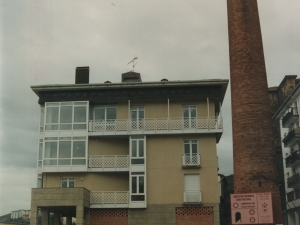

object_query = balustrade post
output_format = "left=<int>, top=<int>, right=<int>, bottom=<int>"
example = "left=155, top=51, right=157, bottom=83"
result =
left=114, top=156, right=117, bottom=168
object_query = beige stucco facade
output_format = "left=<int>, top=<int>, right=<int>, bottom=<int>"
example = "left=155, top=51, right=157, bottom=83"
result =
left=31, top=77, right=228, bottom=225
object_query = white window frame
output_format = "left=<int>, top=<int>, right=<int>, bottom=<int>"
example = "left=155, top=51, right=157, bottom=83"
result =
left=43, top=136, right=87, bottom=166
left=61, top=177, right=75, bottom=188
left=44, top=101, right=88, bottom=131
left=130, top=173, right=145, bottom=201
left=183, top=140, right=200, bottom=166
left=131, top=106, right=145, bottom=130
left=183, top=105, right=197, bottom=129
left=130, top=137, right=145, bottom=165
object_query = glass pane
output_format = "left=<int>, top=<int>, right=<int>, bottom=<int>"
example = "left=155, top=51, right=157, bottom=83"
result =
left=39, top=143, right=43, bottom=160
left=69, top=180, right=75, bottom=188
left=45, top=125, right=59, bottom=130
left=40, top=108, right=44, bottom=127
left=58, top=159, right=71, bottom=165
left=61, top=180, right=67, bottom=188
left=72, top=159, right=86, bottom=165
left=59, top=141, right=71, bottom=158
left=46, top=107, right=59, bottom=123
left=131, top=195, right=145, bottom=201
left=74, top=102, right=87, bottom=105
left=138, top=110, right=144, bottom=119
left=73, top=141, right=85, bottom=157
left=37, top=176, right=43, bottom=188
left=61, top=102, right=73, bottom=106
left=192, top=143, right=197, bottom=154
left=183, top=108, right=189, bottom=118
left=139, top=140, right=144, bottom=157
left=94, top=108, right=105, bottom=121
left=184, top=143, right=190, bottom=154
left=38, top=161, right=42, bottom=167
left=44, top=159, right=57, bottom=165
left=131, top=159, right=144, bottom=164
left=132, top=177, right=137, bottom=193
left=191, top=107, right=196, bottom=118
left=74, top=106, right=86, bottom=122
left=131, top=111, right=137, bottom=120
left=60, top=124, right=72, bottom=130
left=107, top=108, right=116, bottom=120
left=132, top=140, right=137, bottom=157
left=73, top=124, right=86, bottom=129
left=44, top=142, right=57, bottom=158
left=60, top=106, right=72, bottom=123
left=139, top=177, right=144, bottom=193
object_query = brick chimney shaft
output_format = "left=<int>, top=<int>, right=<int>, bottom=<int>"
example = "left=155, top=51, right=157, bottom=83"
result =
left=227, top=0, right=282, bottom=223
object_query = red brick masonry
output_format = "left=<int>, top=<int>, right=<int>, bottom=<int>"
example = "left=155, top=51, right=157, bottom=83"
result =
left=90, top=209, right=128, bottom=225
left=176, top=207, right=214, bottom=225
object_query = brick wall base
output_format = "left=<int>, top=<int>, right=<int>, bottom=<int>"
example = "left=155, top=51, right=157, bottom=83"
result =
left=90, top=209, right=128, bottom=225
left=176, top=207, right=214, bottom=225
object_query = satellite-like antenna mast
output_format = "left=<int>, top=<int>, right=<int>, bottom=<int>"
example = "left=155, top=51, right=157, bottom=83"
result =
left=127, top=57, right=138, bottom=72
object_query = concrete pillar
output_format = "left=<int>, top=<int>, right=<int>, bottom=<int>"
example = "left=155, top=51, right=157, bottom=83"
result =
left=42, top=209, right=49, bottom=225
left=76, top=206, right=84, bottom=225
left=84, top=208, right=90, bottom=225
left=66, top=213, right=72, bottom=225
left=30, top=206, right=38, bottom=225
left=53, top=212, right=60, bottom=225
left=227, top=0, right=282, bottom=224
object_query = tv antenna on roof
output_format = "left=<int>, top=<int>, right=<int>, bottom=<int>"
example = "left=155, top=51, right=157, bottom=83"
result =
left=127, top=57, right=138, bottom=72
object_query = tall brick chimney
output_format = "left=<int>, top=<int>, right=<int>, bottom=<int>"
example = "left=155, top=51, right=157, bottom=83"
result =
left=227, top=1, right=282, bottom=224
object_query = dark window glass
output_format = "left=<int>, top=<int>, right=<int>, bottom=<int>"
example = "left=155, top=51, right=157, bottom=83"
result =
left=60, top=106, right=72, bottom=123
left=131, top=195, right=145, bottom=201
left=132, top=177, right=137, bottom=193
left=73, top=141, right=85, bottom=157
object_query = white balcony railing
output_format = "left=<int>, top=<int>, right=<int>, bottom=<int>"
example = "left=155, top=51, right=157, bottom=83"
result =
left=90, top=191, right=129, bottom=206
left=89, top=117, right=222, bottom=133
left=89, top=155, right=129, bottom=169
left=183, top=190, right=202, bottom=203
left=182, top=154, right=200, bottom=167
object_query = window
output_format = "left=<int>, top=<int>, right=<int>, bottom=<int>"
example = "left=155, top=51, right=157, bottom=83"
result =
left=183, top=140, right=199, bottom=166
left=287, top=191, right=294, bottom=202
left=92, top=106, right=116, bottom=130
left=37, top=174, right=43, bottom=188
left=61, top=177, right=75, bottom=188
left=184, top=174, right=201, bottom=203
left=131, top=172, right=145, bottom=201
left=44, top=102, right=88, bottom=131
left=131, top=136, right=145, bottom=164
left=131, top=107, right=144, bottom=130
left=43, top=137, right=86, bottom=166
left=183, top=105, right=196, bottom=128
left=38, top=139, right=43, bottom=167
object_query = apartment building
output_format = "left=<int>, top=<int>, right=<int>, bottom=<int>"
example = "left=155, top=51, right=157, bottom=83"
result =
left=30, top=67, right=228, bottom=225
left=272, top=75, right=300, bottom=225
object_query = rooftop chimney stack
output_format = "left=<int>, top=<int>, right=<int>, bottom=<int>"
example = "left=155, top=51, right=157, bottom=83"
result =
left=227, top=0, right=282, bottom=223
left=75, top=67, right=89, bottom=84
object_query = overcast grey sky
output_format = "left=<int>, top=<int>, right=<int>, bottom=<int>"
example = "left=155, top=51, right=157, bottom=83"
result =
left=1, top=0, right=299, bottom=216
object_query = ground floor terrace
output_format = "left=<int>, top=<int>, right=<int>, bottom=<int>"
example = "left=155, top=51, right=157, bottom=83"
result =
left=31, top=188, right=220, bottom=225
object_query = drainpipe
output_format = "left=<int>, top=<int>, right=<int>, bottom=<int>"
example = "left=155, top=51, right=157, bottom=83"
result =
left=128, top=100, right=130, bottom=131
left=168, top=99, right=170, bottom=130
left=207, top=98, right=210, bottom=129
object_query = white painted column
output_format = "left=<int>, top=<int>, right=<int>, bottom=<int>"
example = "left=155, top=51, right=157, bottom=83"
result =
left=168, top=99, right=170, bottom=130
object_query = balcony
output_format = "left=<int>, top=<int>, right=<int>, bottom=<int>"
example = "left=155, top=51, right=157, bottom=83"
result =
left=89, top=155, right=129, bottom=172
left=182, top=154, right=201, bottom=168
left=90, top=191, right=129, bottom=208
left=183, top=190, right=202, bottom=204
left=282, top=128, right=300, bottom=147
left=287, top=173, right=300, bottom=188
left=89, top=117, right=223, bottom=136
left=286, top=150, right=300, bottom=167
left=282, top=108, right=299, bottom=128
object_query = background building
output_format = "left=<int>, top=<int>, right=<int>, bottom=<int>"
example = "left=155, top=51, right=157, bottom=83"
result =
left=30, top=68, right=228, bottom=225
left=272, top=75, right=300, bottom=225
